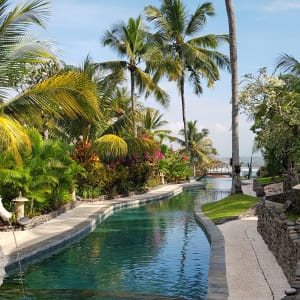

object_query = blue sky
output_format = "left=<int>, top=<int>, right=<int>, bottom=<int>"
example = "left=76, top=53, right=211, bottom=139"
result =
left=13, top=0, right=300, bottom=157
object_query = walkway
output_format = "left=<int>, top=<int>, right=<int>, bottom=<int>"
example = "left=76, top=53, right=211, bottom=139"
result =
left=218, top=181, right=290, bottom=300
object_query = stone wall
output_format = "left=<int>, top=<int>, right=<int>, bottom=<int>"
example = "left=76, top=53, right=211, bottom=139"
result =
left=257, top=200, right=300, bottom=291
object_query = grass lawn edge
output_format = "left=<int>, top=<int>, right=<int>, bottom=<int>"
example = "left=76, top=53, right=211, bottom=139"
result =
left=201, top=194, right=259, bottom=224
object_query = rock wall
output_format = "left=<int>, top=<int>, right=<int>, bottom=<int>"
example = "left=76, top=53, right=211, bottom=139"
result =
left=257, top=200, right=300, bottom=291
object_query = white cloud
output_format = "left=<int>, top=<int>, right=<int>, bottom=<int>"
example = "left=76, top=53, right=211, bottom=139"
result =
left=263, top=0, right=300, bottom=11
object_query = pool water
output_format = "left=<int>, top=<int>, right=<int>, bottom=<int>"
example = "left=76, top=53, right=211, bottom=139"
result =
left=0, top=179, right=231, bottom=300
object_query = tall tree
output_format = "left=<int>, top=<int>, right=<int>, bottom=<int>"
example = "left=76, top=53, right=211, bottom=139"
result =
left=225, top=0, right=242, bottom=193
left=101, top=16, right=169, bottom=137
left=145, top=0, right=230, bottom=150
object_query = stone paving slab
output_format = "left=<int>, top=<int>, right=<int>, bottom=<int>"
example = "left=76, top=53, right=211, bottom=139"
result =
left=219, top=218, right=290, bottom=300
left=216, top=180, right=291, bottom=300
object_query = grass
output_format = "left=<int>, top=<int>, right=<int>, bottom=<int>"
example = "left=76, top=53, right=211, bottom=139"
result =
left=202, top=194, right=259, bottom=223
left=256, top=176, right=282, bottom=185
left=286, top=210, right=300, bottom=221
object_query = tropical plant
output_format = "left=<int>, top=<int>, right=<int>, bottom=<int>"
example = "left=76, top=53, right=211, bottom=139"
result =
left=0, top=129, right=84, bottom=214
left=225, top=0, right=242, bottom=193
left=145, top=0, right=230, bottom=150
left=177, top=120, right=216, bottom=176
left=101, top=15, right=169, bottom=137
left=158, top=148, right=190, bottom=183
left=276, top=54, right=300, bottom=77
left=138, top=107, right=174, bottom=142
left=0, top=0, right=100, bottom=163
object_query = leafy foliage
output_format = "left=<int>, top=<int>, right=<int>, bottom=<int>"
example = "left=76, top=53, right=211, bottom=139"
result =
left=240, top=67, right=300, bottom=175
left=0, top=130, right=84, bottom=215
left=145, top=0, right=229, bottom=148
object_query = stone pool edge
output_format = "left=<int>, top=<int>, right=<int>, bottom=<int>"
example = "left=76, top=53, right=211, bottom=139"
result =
left=194, top=200, right=228, bottom=300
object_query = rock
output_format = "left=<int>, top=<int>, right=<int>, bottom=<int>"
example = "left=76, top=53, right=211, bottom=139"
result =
left=17, top=217, right=30, bottom=226
left=285, top=288, right=297, bottom=296
left=280, top=213, right=287, bottom=220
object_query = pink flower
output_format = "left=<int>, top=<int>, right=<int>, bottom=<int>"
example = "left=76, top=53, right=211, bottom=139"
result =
left=109, top=162, right=116, bottom=169
left=141, top=133, right=148, bottom=139
left=118, top=158, right=125, bottom=164
left=152, top=151, right=164, bottom=161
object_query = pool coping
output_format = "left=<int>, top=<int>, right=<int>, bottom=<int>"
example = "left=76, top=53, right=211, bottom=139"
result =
left=194, top=201, right=228, bottom=300
left=0, top=182, right=228, bottom=299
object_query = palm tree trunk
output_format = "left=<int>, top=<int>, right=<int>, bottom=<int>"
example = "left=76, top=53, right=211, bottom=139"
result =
left=180, top=72, right=188, bottom=152
left=130, top=69, right=137, bottom=137
left=225, top=0, right=242, bottom=194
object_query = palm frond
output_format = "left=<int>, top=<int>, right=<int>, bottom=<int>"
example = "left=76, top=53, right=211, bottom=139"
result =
left=4, top=71, right=101, bottom=122
left=276, top=54, right=300, bottom=76
left=94, top=134, right=128, bottom=162
left=125, top=136, right=158, bottom=157
left=135, top=67, right=169, bottom=107
left=186, top=2, right=215, bottom=36
left=0, top=0, right=49, bottom=43
left=0, top=114, right=31, bottom=164
left=188, top=34, right=229, bottom=50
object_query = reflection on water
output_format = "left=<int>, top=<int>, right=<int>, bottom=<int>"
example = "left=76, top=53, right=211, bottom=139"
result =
left=198, top=177, right=231, bottom=204
left=0, top=178, right=231, bottom=300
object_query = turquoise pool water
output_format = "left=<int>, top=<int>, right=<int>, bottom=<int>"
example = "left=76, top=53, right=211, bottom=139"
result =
left=0, top=179, right=231, bottom=300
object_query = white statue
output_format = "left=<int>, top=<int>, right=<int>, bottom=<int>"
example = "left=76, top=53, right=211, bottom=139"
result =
left=0, top=197, right=12, bottom=221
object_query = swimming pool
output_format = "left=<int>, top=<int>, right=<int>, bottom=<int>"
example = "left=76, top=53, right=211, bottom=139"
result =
left=0, top=179, right=231, bottom=300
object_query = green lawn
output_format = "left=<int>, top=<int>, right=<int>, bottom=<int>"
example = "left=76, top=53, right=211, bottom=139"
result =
left=286, top=210, right=300, bottom=221
left=202, top=194, right=259, bottom=223
left=256, top=176, right=282, bottom=185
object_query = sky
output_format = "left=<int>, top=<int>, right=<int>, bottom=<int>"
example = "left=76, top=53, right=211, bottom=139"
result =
left=12, top=0, right=300, bottom=157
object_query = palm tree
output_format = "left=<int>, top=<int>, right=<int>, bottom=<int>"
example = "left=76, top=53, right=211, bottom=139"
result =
left=276, top=54, right=300, bottom=76
left=101, top=15, right=169, bottom=137
left=145, top=0, right=230, bottom=150
left=0, top=1, right=100, bottom=163
left=139, top=108, right=174, bottom=142
left=177, top=120, right=216, bottom=176
left=225, top=0, right=242, bottom=193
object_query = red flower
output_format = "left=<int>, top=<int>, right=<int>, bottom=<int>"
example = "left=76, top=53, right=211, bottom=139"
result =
left=109, top=162, right=116, bottom=169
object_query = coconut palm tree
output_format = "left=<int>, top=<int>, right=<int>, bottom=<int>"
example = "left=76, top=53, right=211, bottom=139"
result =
left=225, top=0, right=242, bottom=193
left=138, top=107, right=175, bottom=142
left=177, top=120, right=216, bottom=176
left=0, top=0, right=100, bottom=163
left=101, top=15, right=169, bottom=137
left=145, top=0, right=230, bottom=150
left=276, top=54, right=300, bottom=76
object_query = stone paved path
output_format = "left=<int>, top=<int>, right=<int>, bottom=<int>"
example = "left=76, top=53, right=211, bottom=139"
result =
left=218, top=180, right=291, bottom=300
